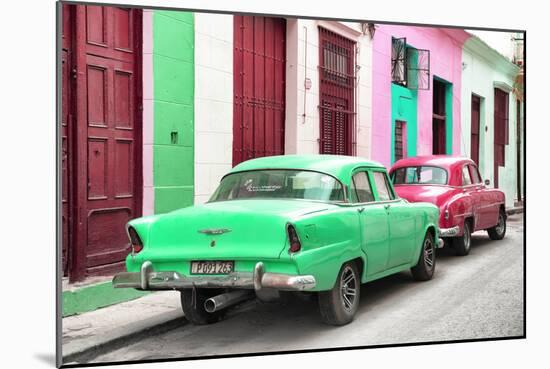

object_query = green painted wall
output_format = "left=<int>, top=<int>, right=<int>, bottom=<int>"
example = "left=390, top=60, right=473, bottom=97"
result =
left=445, top=82, right=453, bottom=154
left=152, top=11, right=195, bottom=214
left=391, top=83, right=418, bottom=164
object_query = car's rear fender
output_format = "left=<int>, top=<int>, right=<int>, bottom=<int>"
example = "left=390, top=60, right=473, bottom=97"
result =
left=289, top=207, right=364, bottom=291
left=442, top=194, right=474, bottom=233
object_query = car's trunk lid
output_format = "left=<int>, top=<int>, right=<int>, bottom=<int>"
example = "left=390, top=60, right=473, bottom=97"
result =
left=394, top=184, right=455, bottom=208
left=145, top=199, right=337, bottom=259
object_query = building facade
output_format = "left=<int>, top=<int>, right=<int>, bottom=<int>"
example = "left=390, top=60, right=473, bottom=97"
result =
left=371, top=25, right=470, bottom=168
left=61, top=4, right=524, bottom=291
left=61, top=5, right=375, bottom=282
left=460, top=35, right=522, bottom=207
left=192, top=15, right=375, bottom=204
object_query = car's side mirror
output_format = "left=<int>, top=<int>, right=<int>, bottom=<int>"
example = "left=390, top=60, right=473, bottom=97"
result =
left=484, top=179, right=490, bottom=186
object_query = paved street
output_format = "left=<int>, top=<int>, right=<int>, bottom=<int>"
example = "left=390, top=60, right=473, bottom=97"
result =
left=82, top=214, right=524, bottom=364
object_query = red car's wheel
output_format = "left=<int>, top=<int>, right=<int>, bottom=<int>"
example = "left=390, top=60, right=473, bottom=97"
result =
left=453, top=221, right=471, bottom=256
left=488, top=209, right=507, bottom=240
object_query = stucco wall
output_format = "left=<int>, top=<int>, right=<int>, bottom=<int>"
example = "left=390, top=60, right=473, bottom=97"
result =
left=193, top=13, right=233, bottom=204
left=285, top=20, right=373, bottom=158
left=372, top=25, right=468, bottom=168
left=151, top=11, right=195, bottom=213
left=142, top=10, right=154, bottom=216
left=461, top=39, right=520, bottom=207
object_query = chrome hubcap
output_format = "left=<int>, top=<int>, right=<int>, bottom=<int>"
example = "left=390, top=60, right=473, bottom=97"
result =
left=495, top=214, right=505, bottom=235
left=424, top=239, right=434, bottom=269
left=340, top=266, right=357, bottom=312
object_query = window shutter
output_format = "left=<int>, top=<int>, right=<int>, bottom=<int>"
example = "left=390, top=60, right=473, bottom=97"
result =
left=406, top=47, right=430, bottom=90
left=318, top=27, right=356, bottom=155
left=391, top=37, right=407, bottom=85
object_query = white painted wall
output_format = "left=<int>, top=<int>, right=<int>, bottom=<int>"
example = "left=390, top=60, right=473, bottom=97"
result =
left=194, top=16, right=374, bottom=203
left=461, top=38, right=521, bottom=207
left=194, top=13, right=234, bottom=204
left=285, top=20, right=373, bottom=158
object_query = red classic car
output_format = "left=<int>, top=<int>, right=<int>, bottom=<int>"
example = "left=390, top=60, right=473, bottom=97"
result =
left=389, top=155, right=506, bottom=256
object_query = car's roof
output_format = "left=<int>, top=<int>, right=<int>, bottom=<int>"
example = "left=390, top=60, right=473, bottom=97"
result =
left=390, top=155, right=475, bottom=170
left=230, top=155, right=385, bottom=181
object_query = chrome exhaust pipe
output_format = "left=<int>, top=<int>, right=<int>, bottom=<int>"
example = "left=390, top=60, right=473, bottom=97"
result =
left=204, top=290, right=254, bottom=313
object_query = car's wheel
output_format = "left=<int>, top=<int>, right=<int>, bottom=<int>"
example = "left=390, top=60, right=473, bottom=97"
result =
left=411, top=232, right=436, bottom=281
left=318, top=262, right=360, bottom=326
left=453, top=221, right=472, bottom=256
left=180, top=288, right=226, bottom=325
left=488, top=209, right=507, bottom=240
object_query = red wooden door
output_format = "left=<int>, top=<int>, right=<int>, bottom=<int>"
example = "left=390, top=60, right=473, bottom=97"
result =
left=69, top=5, right=142, bottom=280
left=233, top=15, right=286, bottom=167
left=318, top=27, right=356, bottom=155
left=61, top=4, right=74, bottom=277
left=493, top=88, right=509, bottom=188
left=471, top=95, right=480, bottom=165
left=394, top=120, right=407, bottom=161
left=432, top=79, right=446, bottom=155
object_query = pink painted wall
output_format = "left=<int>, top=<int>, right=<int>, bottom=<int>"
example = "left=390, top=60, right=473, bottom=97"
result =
left=371, top=25, right=470, bottom=168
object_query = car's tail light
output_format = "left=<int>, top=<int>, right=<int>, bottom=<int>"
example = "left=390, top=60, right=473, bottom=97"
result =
left=287, top=224, right=302, bottom=253
left=127, top=226, right=143, bottom=255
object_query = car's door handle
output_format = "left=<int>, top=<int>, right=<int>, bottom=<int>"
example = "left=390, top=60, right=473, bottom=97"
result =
left=357, top=207, right=365, bottom=213
left=384, top=204, right=391, bottom=210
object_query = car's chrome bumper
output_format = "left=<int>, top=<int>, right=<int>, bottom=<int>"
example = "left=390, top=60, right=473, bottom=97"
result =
left=436, top=237, right=444, bottom=248
left=112, top=261, right=316, bottom=292
left=439, top=225, right=460, bottom=237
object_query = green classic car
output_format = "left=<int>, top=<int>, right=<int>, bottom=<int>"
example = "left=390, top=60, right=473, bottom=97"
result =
left=113, top=155, right=441, bottom=325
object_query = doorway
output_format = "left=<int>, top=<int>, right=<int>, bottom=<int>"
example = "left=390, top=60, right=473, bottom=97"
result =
left=432, top=79, right=447, bottom=154
left=233, top=15, right=286, bottom=166
left=471, top=95, right=481, bottom=165
left=62, top=4, right=143, bottom=281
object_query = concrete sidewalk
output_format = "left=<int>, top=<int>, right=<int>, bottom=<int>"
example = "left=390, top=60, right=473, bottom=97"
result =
left=62, top=290, right=184, bottom=363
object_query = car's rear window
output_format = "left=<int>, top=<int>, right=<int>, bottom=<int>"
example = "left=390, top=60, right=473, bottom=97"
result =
left=392, top=166, right=448, bottom=185
left=209, top=170, right=345, bottom=202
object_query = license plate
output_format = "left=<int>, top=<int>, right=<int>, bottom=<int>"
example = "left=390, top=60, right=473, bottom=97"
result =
left=190, top=261, right=234, bottom=275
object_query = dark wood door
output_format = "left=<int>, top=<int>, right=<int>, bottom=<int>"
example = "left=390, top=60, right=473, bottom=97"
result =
left=516, top=99, right=522, bottom=202
left=471, top=95, right=480, bottom=165
left=432, top=119, right=446, bottom=155
left=61, top=4, right=74, bottom=277
left=233, top=15, right=286, bottom=167
left=394, top=120, right=406, bottom=161
left=69, top=5, right=142, bottom=280
left=432, top=79, right=446, bottom=155
left=493, top=88, right=509, bottom=188
left=318, top=27, right=356, bottom=155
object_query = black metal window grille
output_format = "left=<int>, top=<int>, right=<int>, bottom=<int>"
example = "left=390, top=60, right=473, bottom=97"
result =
left=391, top=37, right=407, bottom=85
left=391, top=37, right=430, bottom=90
left=406, top=47, right=430, bottom=90
left=318, top=27, right=357, bottom=155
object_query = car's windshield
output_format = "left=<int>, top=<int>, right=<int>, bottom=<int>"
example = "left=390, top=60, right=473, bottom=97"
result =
left=392, top=166, right=448, bottom=185
left=209, top=170, right=345, bottom=202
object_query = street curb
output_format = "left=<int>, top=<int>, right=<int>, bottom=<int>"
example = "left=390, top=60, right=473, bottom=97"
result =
left=62, top=315, right=187, bottom=365
left=63, top=281, right=149, bottom=317
left=506, top=207, right=524, bottom=215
